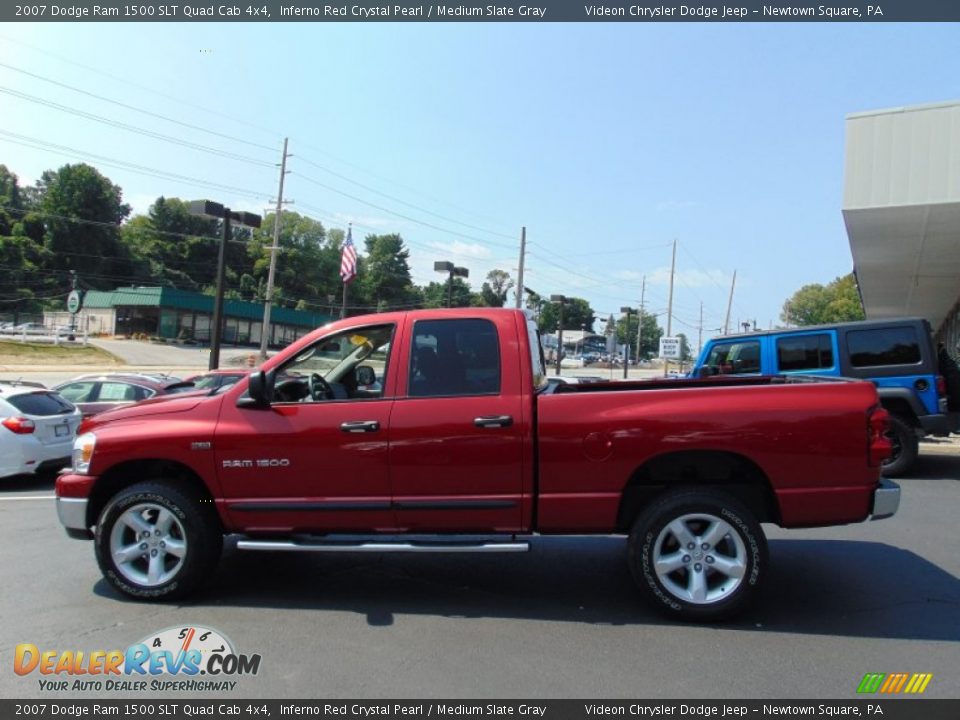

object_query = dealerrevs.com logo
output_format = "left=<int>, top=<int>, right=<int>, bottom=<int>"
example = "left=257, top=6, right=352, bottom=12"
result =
left=14, top=625, right=261, bottom=693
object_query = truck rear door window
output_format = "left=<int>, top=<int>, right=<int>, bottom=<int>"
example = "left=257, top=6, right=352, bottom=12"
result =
left=409, top=318, right=501, bottom=397
left=847, top=327, right=921, bottom=367
left=704, top=340, right=760, bottom=375
left=776, top=334, right=834, bottom=372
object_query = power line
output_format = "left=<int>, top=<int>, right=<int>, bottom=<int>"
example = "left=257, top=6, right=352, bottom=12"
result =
left=0, top=85, right=276, bottom=168
left=0, top=54, right=280, bottom=151
left=0, top=204, right=254, bottom=247
left=0, top=35, right=279, bottom=144
left=294, top=155, right=516, bottom=241
left=0, top=131, right=271, bottom=202
left=292, top=171, right=517, bottom=249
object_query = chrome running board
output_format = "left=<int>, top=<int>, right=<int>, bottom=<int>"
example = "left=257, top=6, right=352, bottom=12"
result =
left=236, top=535, right=529, bottom=554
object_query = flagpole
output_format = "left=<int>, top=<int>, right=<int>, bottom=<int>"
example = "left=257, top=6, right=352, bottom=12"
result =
left=339, top=222, right=355, bottom=320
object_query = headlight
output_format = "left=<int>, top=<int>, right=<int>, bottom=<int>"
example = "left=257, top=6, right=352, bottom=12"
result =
left=72, top=432, right=96, bottom=474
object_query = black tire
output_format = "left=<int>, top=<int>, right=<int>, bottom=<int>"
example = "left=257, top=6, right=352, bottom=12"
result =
left=627, top=487, right=767, bottom=622
left=881, top=415, right=919, bottom=478
left=94, top=481, right=222, bottom=601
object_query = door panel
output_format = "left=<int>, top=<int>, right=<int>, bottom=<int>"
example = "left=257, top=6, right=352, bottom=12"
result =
left=389, top=315, right=526, bottom=532
left=215, top=400, right=394, bottom=533
left=215, top=321, right=399, bottom=533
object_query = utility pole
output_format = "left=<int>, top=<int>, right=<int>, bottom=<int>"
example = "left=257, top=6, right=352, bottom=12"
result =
left=664, top=238, right=676, bottom=377
left=698, top=301, right=704, bottom=358
left=636, top=275, right=646, bottom=365
left=259, top=137, right=290, bottom=363
left=515, top=226, right=526, bottom=309
left=724, top=269, right=737, bottom=335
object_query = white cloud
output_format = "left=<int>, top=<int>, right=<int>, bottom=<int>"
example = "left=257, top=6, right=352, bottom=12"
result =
left=425, top=240, right=492, bottom=261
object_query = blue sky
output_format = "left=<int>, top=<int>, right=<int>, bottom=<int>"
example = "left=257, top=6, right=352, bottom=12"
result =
left=1, top=22, right=957, bottom=344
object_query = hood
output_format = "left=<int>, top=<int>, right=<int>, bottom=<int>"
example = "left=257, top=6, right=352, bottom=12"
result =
left=80, top=392, right=215, bottom=432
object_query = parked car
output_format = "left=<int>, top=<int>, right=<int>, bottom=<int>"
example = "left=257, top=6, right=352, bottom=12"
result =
left=56, top=308, right=895, bottom=621
left=8, top=322, right=48, bottom=335
left=544, top=375, right=606, bottom=391
left=53, top=373, right=193, bottom=417
left=183, top=370, right=248, bottom=392
left=0, top=382, right=82, bottom=479
left=692, top=317, right=960, bottom=476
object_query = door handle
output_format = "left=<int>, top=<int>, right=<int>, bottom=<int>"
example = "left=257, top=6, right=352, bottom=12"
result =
left=340, top=420, right=380, bottom=433
left=474, top=415, right=513, bottom=429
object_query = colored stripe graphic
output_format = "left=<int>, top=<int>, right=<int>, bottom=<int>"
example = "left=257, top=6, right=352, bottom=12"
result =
left=857, top=672, right=932, bottom=694
left=857, top=674, right=885, bottom=693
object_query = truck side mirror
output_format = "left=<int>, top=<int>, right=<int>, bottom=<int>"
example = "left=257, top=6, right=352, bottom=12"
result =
left=239, top=369, right=275, bottom=408
left=697, top=366, right=714, bottom=379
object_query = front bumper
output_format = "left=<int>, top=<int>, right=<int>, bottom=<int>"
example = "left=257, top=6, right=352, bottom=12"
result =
left=56, top=497, right=92, bottom=539
left=870, top=478, right=901, bottom=521
left=56, top=472, right=96, bottom=540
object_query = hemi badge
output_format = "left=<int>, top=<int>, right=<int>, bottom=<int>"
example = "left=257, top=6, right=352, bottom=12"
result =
left=191, top=442, right=212, bottom=451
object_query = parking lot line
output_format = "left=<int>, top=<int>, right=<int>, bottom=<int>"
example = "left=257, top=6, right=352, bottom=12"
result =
left=0, top=495, right=55, bottom=501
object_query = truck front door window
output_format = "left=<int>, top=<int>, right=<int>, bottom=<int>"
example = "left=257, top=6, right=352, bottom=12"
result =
left=273, top=324, right=394, bottom=402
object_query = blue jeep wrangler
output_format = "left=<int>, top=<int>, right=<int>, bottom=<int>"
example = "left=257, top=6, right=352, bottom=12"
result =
left=692, top=317, right=960, bottom=476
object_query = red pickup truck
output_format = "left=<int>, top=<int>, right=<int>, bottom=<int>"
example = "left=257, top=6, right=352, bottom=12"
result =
left=56, top=308, right=898, bottom=621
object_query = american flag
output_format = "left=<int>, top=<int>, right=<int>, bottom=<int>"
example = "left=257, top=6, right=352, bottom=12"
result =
left=340, top=225, right=357, bottom=284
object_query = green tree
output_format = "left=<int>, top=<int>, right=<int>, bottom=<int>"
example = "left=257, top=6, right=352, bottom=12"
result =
left=358, top=233, right=418, bottom=310
left=0, top=165, right=24, bottom=236
left=538, top=296, right=595, bottom=333
left=422, top=278, right=474, bottom=308
left=677, top=332, right=693, bottom=362
left=247, top=211, right=336, bottom=308
left=121, top=197, right=223, bottom=290
left=781, top=273, right=865, bottom=326
left=616, top=311, right=663, bottom=360
left=37, top=163, right=132, bottom=287
left=479, top=269, right=513, bottom=307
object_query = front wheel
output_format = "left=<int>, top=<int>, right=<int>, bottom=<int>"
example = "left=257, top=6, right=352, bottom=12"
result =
left=627, top=488, right=767, bottom=622
left=94, top=481, right=222, bottom=601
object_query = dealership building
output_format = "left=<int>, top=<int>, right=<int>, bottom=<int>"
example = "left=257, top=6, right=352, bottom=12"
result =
left=844, top=100, right=960, bottom=354
left=46, top=286, right=333, bottom=347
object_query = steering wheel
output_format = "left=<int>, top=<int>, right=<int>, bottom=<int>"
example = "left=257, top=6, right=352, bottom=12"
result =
left=308, top=373, right=333, bottom=401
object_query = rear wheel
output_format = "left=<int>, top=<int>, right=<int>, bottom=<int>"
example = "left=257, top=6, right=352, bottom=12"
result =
left=627, top=488, right=767, bottom=622
left=94, top=481, right=222, bottom=601
left=881, top=415, right=918, bottom=478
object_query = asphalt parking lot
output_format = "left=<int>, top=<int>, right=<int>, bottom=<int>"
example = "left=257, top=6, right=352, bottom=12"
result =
left=1, top=443, right=958, bottom=700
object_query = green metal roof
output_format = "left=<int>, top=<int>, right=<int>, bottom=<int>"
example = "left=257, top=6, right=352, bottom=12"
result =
left=82, top=287, right=333, bottom=328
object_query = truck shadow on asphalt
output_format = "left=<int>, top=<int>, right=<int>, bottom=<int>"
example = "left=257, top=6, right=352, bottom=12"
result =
left=95, top=536, right=960, bottom=641
left=911, top=448, right=960, bottom=480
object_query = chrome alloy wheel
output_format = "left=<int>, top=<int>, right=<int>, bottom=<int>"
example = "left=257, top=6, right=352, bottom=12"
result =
left=109, top=503, right=187, bottom=587
left=652, top=513, right=747, bottom=605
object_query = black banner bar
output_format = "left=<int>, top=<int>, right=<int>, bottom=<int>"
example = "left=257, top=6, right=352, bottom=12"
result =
left=4, top=0, right=960, bottom=23
left=2, top=700, right=960, bottom=720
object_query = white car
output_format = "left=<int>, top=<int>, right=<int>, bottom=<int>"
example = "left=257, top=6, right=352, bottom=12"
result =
left=0, top=383, right=83, bottom=479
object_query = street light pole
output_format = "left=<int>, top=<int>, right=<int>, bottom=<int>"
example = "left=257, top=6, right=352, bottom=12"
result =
left=550, top=294, right=567, bottom=376
left=189, top=200, right=262, bottom=371
left=434, top=260, right=469, bottom=307
left=620, top=306, right=634, bottom=379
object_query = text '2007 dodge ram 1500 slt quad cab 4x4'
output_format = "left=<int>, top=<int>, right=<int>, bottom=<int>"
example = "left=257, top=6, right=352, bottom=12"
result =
left=56, top=308, right=899, bottom=621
